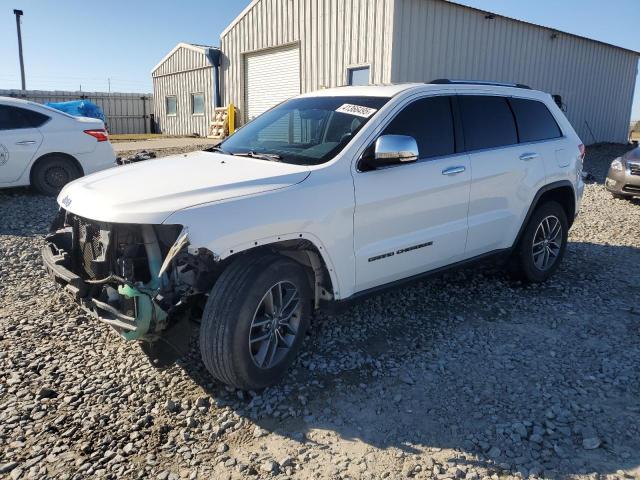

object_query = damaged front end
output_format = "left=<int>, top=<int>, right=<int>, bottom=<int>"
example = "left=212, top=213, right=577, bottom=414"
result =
left=42, top=209, right=218, bottom=355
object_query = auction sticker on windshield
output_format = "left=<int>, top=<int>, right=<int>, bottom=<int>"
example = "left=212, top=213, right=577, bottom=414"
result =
left=336, top=103, right=377, bottom=118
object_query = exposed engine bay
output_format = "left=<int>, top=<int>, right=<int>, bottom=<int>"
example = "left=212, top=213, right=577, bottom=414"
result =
left=42, top=209, right=218, bottom=348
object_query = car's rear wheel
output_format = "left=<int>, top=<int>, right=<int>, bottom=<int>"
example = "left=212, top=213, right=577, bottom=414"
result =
left=31, top=155, right=81, bottom=196
left=199, top=253, right=312, bottom=390
left=509, top=201, right=568, bottom=282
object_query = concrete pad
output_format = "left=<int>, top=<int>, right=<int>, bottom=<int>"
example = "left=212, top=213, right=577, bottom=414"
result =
left=112, top=137, right=219, bottom=153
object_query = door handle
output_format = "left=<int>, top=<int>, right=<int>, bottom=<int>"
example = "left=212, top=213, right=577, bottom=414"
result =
left=442, top=166, right=466, bottom=176
left=519, top=152, right=539, bottom=161
left=15, top=140, right=37, bottom=145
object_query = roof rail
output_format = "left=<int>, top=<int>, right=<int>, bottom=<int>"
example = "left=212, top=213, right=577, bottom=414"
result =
left=429, top=79, right=532, bottom=89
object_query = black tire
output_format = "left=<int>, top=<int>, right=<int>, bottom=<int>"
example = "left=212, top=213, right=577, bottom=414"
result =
left=31, top=155, right=81, bottom=196
left=611, top=193, right=629, bottom=201
left=509, top=201, right=569, bottom=283
left=200, top=253, right=312, bottom=390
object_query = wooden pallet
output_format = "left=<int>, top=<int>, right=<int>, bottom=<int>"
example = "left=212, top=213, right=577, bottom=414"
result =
left=208, top=104, right=236, bottom=139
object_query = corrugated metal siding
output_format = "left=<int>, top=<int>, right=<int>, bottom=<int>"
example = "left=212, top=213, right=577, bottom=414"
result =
left=153, top=46, right=211, bottom=77
left=220, top=0, right=395, bottom=123
left=0, top=89, right=152, bottom=134
left=391, top=0, right=639, bottom=143
left=152, top=46, right=216, bottom=136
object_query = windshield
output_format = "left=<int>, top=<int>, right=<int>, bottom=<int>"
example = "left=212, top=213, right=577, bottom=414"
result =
left=219, top=96, right=389, bottom=165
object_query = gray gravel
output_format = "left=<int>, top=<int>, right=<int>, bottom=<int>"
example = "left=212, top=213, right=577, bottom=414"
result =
left=1, top=143, right=639, bottom=480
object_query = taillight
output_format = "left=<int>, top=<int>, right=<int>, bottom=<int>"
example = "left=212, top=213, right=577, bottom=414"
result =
left=578, top=143, right=586, bottom=160
left=84, top=129, right=108, bottom=142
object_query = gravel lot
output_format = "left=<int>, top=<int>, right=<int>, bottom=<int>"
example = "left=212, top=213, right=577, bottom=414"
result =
left=1, top=144, right=639, bottom=480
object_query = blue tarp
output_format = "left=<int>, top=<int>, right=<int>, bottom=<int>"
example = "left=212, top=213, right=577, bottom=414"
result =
left=45, top=100, right=106, bottom=123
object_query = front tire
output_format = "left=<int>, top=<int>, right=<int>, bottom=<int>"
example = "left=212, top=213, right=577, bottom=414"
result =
left=509, top=201, right=568, bottom=283
left=199, top=254, right=312, bottom=390
left=31, top=155, right=81, bottom=196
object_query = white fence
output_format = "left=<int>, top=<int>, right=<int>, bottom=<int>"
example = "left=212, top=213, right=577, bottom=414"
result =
left=0, top=90, right=153, bottom=135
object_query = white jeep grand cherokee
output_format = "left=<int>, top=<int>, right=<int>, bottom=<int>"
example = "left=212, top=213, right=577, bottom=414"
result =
left=42, top=81, right=585, bottom=390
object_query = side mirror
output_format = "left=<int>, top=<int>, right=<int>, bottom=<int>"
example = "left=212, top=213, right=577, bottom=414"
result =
left=361, top=134, right=419, bottom=170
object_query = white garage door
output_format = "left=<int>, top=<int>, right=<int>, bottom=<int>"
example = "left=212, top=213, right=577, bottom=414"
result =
left=245, top=45, right=300, bottom=121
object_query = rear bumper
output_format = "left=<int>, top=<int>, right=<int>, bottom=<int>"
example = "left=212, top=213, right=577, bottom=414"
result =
left=76, top=143, right=117, bottom=176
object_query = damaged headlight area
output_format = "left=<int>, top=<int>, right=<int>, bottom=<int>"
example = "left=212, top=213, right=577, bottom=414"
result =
left=41, top=209, right=219, bottom=344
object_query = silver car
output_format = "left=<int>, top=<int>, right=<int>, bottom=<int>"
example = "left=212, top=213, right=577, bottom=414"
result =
left=606, top=146, right=640, bottom=198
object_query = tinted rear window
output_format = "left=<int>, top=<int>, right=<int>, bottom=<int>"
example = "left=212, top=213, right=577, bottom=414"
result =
left=382, top=96, right=455, bottom=159
left=510, top=98, right=562, bottom=142
left=459, top=96, right=518, bottom=151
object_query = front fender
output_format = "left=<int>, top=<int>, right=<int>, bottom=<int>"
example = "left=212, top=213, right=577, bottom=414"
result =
left=163, top=183, right=353, bottom=299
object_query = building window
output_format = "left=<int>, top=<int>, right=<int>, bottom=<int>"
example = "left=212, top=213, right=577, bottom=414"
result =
left=166, top=96, right=177, bottom=116
left=191, top=93, right=205, bottom=115
left=347, top=66, right=370, bottom=86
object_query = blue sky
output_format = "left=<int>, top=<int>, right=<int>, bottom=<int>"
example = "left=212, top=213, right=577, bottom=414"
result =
left=1, top=0, right=638, bottom=119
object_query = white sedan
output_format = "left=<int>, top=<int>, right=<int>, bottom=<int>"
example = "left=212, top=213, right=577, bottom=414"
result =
left=0, top=96, right=116, bottom=195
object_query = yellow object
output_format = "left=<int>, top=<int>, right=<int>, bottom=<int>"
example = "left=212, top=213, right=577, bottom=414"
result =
left=208, top=104, right=237, bottom=139
left=228, top=103, right=235, bottom=135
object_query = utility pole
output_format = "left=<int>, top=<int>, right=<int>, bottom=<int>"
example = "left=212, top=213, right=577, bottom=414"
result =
left=13, top=9, right=26, bottom=90
left=108, top=78, right=111, bottom=93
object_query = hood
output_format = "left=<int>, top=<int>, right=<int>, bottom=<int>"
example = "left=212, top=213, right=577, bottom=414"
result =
left=623, top=146, right=640, bottom=162
left=58, top=151, right=310, bottom=224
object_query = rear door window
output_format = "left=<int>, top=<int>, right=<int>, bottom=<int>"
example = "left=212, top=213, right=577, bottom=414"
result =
left=0, top=105, right=33, bottom=130
left=382, top=96, right=455, bottom=159
left=509, top=98, right=562, bottom=142
left=458, top=95, right=518, bottom=151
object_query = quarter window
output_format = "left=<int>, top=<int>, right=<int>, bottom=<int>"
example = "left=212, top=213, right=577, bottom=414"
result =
left=191, top=93, right=205, bottom=115
left=509, top=98, right=562, bottom=142
left=459, top=96, right=518, bottom=151
left=21, top=108, right=49, bottom=127
left=166, top=96, right=177, bottom=116
left=381, top=96, right=455, bottom=159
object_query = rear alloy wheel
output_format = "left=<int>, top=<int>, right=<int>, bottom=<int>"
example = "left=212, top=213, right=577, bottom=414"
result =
left=199, top=254, right=312, bottom=390
left=531, top=215, right=562, bottom=271
left=32, top=155, right=81, bottom=196
left=510, top=201, right=568, bottom=282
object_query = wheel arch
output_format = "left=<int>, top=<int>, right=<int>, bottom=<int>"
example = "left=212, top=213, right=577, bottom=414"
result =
left=29, top=152, right=84, bottom=184
left=215, top=236, right=338, bottom=307
left=513, top=180, right=576, bottom=248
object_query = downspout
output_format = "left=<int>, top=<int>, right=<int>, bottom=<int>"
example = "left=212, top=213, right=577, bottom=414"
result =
left=206, top=47, right=222, bottom=108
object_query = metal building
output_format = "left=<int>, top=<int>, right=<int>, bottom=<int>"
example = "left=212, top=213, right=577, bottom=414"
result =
left=152, top=43, right=221, bottom=137
left=220, top=0, right=639, bottom=143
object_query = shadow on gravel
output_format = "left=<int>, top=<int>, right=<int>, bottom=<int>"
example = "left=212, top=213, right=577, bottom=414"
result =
left=174, top=240, right=640, bottom=479
left=583, top=142, right=636, bottom=184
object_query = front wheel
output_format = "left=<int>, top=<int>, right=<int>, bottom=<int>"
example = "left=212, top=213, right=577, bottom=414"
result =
left=509, top=201, right=568, bottom=282
left=199, top=254, right=312, bottom=390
